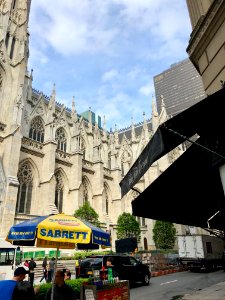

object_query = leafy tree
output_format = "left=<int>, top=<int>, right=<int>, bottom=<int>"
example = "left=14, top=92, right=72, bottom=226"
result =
left=116, top=212, right=141, bottom=240
left=74, top=201, right=100, bottom=226
left=153, top=220, right=176, bottom=249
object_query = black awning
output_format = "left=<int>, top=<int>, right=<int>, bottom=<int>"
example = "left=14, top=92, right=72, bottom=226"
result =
left=131, top=139, right=225, bottom=231
left=120, top=88, right=225, bottom=197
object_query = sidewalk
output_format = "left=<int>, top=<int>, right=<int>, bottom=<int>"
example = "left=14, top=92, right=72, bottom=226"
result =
left=181, top=280, right=225, bottom=300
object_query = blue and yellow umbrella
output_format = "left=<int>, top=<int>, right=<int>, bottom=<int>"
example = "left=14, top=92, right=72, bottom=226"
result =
left=6, top=214, right=111, bottom=249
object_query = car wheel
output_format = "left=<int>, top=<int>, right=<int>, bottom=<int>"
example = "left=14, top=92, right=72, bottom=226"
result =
left=142, top=273, right=150, bottom=286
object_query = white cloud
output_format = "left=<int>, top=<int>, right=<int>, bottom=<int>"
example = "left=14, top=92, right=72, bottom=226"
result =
left=139, top=83, right=154, bottom=97
left=29, top=0, right=192, bottom=129
left=102, top=69, right=119, bottom=82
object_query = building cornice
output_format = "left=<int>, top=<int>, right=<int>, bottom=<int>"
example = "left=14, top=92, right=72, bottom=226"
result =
left=187, top=0, right=224, bottom=60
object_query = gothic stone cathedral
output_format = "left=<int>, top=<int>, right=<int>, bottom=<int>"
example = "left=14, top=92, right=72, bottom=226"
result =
left=0, top=0, right=190, bottom=251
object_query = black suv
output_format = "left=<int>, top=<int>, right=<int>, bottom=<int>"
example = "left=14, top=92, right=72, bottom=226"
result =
left=77, top=254, right=151, bottom=285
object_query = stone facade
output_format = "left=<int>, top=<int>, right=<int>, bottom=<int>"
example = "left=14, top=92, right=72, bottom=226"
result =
left=0, top=0, right=202, bottom=251
left=187, top=0, right=225, bottom=95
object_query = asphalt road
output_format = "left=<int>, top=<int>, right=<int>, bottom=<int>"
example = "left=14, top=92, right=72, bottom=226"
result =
left=130, top=269, right=225, bottom=300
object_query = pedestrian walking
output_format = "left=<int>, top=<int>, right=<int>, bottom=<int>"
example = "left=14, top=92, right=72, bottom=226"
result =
left=40, top=266, right=48, bottom=283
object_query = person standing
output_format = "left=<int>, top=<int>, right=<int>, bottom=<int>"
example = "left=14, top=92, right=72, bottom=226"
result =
left=48, top=257, right=55, bottom=282
left=45, top=270, right=77, bottom=300
left=28, top=257, right=36, bottom=286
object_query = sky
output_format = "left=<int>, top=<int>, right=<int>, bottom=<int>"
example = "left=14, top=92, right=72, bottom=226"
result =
left=28, top=0, right=192, bottom=131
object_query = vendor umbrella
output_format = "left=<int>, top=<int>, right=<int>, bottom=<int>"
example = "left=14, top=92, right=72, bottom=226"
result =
left=6, top=213, right=111, bottom=299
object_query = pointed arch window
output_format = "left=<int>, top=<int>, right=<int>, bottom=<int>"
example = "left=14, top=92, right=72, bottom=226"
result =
left=103, top=184, right=109, bottom=214
left=29, top=116, right=44, bottom=142
left=5, top=32, right=10, bottom=48
left=12, top=0, right=16, bottom=9
left=16, top=164, right=33, bottom=214
left=108, top=151, right=111, bottom=169
left=10, top=37, right=16, bottom=60
left=55, top=171, right=63, bottom=213
left=56, top=127, right=67, bottom=152
left=82, top=178, right=89, bottom=204
left=80, top=137, right=86, bottom=159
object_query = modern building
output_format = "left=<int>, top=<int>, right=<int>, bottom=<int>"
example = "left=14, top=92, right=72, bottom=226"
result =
left=153, top=58, right=206, bottom=117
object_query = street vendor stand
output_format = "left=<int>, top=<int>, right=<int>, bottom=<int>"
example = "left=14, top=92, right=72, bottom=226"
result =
left=80, top=280, right=130, bottom=300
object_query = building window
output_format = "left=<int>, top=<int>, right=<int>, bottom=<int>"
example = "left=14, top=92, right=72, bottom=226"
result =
left=55, top=171, right=63, bottom=213
left=29, top=116, right=44, bottom=142
left=10, top=37, right=16, bottom=60
left=144, top=237, right=148, bottom=250
left=12, top=0, right=16, bottom=9
left=55, top=127, right=67, bottom=152
left=16, top=164, right=33, bottom=214
left=5, top=32, right=10, bottom=48
left=108, top=151, right=111, bottom=169
left=206, top=242, right=212, bottom=254
left=103, top=184, right=109, bottom=214
left=136, top=216, right=140, bottom=225
left=82, top=179, right=89, bottom=204
left=142, top=218, right=145, bottom=226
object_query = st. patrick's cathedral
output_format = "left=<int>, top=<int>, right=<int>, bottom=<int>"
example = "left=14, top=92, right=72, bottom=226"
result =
left=0, top=0, right=203, bottom=251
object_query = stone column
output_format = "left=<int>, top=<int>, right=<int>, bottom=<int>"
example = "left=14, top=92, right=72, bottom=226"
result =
left=0, top=129, right=22, bottom=237
left=39, top=140, right=57, bottom=214
left=66, top=151, right=83, bottom=213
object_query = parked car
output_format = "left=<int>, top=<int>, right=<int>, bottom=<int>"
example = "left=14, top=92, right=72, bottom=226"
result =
left=77, top=254, right=151, bottom=285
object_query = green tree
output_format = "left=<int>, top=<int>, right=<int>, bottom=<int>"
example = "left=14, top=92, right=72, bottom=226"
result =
left=74, top=201, right=100, bottom=226
left=153, top=220, right=176, bottom=249
left=116, top=212, right=141, bottom=240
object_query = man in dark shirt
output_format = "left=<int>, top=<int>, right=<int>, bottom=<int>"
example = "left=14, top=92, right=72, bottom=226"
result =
left=45, top=269, right=77, bottom=300
left=28, top=257, right=36, bottom=286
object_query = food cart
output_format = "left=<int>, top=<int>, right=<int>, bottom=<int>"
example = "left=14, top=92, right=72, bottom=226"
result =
left=80, top=280, right=130, bottom=300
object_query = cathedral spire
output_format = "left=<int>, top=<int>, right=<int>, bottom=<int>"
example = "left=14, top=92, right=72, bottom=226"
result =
left=47, top=83, right=56, bottom=122
left=151, top=95, right=159, bottom=133
left=159, top=94, right=168, bottom=124
left=102, top=115, right=107, bottom=140
left=131, top=117, right=136, bottom=142
left=26, top=68, right=33, bottom=102
left=71, top=96, right=77, bottom=122
left=151, top=94, right=158, bottom=117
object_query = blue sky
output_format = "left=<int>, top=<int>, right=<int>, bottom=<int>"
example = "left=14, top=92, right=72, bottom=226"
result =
left=28, top=0, right=192, bottom=130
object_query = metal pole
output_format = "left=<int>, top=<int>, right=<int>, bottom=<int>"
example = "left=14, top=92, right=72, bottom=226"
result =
left=50, top=247, right=59, bottom=300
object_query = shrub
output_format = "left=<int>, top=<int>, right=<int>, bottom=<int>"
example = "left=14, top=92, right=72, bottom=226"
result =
left=34, top=278, right=88, bottom=300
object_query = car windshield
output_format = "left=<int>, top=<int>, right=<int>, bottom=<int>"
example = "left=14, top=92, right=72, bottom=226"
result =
left=81, top=258, right=102, bottom=267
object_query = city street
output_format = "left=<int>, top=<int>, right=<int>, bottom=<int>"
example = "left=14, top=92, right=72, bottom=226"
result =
left=130, top=269, right=225, bottom=300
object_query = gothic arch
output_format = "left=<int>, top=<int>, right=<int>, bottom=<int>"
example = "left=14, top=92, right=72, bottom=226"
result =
left=55, top=127, right=67, bottom=152
left=125, top=189, right=140, bottom=214
left=120, top=146, right=133, bottom=176
left=17, top=158, right=40, bottom=214
left=80, top=136, right=87, bottom=159
left=80, top=176, right=93, bottom=206
left=19, top=157, right=40, bottom=183
left=103, top=182, right=111, bottom=215
left=54, top=169, right=65, bottom=213
left=143, top=237, right=148, bottom=250
left=54, top=167, right=69, bottom=189
left=29, top=116, right=45, bottom=142
left=16, top=162, right=33, bottom=214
